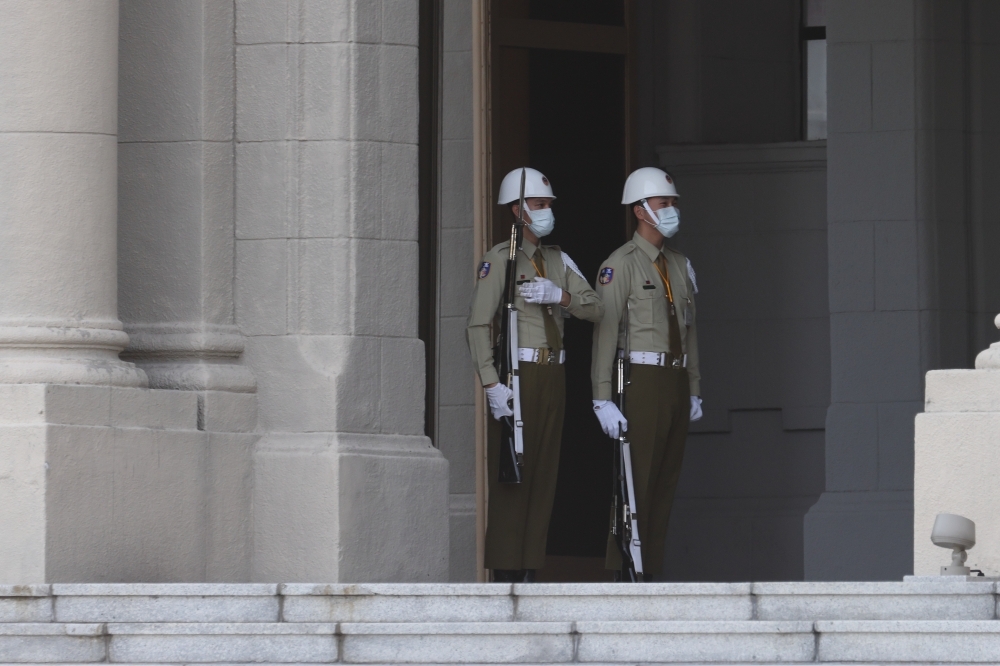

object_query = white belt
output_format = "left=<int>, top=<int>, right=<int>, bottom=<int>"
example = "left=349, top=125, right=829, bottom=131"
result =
left=629, top=350, right=686, bottom=368
left=518, top=347, right=566, bottom=364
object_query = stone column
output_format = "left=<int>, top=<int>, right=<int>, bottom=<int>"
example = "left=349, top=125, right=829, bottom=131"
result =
left=805, top=1, right=979, bottom=580
left=234, top=0, right=449, bottom=582
left=117, top=1, right=256, bottom=403
left=0, top=0, right=224, bottom=584
left=0, top=0, right=144, bottom=387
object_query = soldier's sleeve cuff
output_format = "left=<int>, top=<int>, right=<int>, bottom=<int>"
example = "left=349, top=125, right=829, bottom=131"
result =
left=688, top=378, right=701, bottom=396
left=479, top=367, right=500, bottom=387
left=593, top=384, right=613, bottom=401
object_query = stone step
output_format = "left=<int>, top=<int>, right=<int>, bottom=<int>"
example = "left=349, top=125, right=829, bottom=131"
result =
left=5, top=620, right=1000, bottom=663
left=3, top=581, right=997, bottom=624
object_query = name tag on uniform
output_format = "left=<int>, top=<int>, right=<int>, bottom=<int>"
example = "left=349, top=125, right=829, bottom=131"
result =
left=642, top=284, right=656, bottom=290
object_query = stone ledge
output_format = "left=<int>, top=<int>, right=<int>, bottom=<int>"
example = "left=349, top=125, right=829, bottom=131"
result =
left=52, top=584, right=278, bottom=597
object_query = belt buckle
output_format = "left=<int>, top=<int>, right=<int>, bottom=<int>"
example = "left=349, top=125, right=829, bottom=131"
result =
left=538, top=348, right=552, bottom=365
left=671, top=355, right=682, bottom=368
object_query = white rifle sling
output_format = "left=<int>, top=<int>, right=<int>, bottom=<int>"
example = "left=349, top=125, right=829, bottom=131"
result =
left=509, top=309, right=524, bottom=457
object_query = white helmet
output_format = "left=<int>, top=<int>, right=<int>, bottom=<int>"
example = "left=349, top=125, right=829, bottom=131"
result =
left=621, top=167, right=679, bottom=204
left=497, top=167, right=556, bottom=204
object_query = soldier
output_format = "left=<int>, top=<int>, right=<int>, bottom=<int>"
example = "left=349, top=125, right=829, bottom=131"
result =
left=467, top=167, right=604, bottom=583
left=591, top=167, right=703, bottom=581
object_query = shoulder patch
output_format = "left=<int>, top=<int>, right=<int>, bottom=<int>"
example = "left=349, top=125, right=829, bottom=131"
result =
left=686, top=258, right=698, bottom=294
left=560, top=251, right=586, bottom=280
left=478, top=261, right=491, bottom=279
left=598, top=267, right=614, bottom=285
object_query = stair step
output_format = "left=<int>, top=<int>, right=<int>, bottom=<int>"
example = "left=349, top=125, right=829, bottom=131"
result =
left=4, top=582, right=997, bottom=624
left=3, top=620, right=1000, bottom=663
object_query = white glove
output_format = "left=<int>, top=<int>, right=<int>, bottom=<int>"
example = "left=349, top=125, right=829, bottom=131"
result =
left=690, top=396, right=703, bottom=422
left=593, top=400, right=628, bottom=437
left=485, top=383, right=514, bottom=420
left=519, top=277, right=563, bottom=305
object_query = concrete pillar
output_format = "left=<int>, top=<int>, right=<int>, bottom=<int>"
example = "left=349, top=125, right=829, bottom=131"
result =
left=117, top=1, right=256, bottom=400
left=234, top=0, right=449, bottom=582
left=0, top=0, right=228, bottom=583
left=437, top=0, right=478, bottom=582
left=0, top=0, right=144, bottom=387
left=914, top=314, right=1000, bottom=576
left=805, top=1, right=974, bottom=580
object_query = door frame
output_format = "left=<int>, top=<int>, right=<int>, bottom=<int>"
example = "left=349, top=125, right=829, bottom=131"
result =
left=471, top=0, right=638, bottom=581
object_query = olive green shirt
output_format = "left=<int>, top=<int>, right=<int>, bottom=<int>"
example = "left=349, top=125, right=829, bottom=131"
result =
left=467, top=239, right=605, bottom=387
left=590, top=232, right=701, bottom=401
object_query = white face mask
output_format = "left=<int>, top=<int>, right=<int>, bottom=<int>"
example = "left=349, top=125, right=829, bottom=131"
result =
left=526, top=207, right=555, bottom=238
left=643, top=201, right=679, bottom=238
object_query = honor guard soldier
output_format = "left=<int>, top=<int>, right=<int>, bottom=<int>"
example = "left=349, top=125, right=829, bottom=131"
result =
left=591, top=167, right=703, bottom=581
left=467, top=167, right=604, bottom=583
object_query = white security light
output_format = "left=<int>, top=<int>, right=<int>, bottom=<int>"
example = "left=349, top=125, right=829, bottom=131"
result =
left=931, top=513, right=976, bottom=576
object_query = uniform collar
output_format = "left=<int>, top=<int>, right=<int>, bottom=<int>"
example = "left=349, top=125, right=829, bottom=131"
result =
left=520, top=237, right=539, bottom=259
left=632, top=231, right=665, bottom=262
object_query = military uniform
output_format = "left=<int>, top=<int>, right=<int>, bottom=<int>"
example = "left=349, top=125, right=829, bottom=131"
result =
left=468, top=238, right=604, bottom=571
left=591, top=231, right=700, bottom=578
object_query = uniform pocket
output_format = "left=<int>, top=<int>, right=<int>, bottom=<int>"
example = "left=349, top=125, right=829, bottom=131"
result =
left=631, top=289, right=666, bottom=324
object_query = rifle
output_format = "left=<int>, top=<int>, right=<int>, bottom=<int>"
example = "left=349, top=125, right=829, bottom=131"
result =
left=610, top=304, right=644, bottom=581
left=493, top=169, right=526, bottom=484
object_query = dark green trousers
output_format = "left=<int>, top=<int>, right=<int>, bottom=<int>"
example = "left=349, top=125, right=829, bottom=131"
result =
left=485, top=362, right=565, bottom=570
left=606, top=364, right=690, bottom=577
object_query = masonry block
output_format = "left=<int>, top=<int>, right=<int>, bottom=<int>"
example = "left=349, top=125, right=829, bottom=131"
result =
left=340, top=621, right=574, bottom=664
left=281, top=584, right=511, bottom=622
left=440, top=139, right=474, bottom=229
left=827, top=0, right=914, bottom=43
left=448, top=495, right=478, bottom=582
left=53, top=584, right=278, bottom=623
left=442, top=51, right=474, bottom=140
left=874, top=220, right=920, bottom=311
left=828, top=131, right=916, bottom=222
left=108, top=622, right=338, bottom=663
left=235, top=239, right=287, bottom=336
left=297, top=238, right=352, bottom=334
left=236, top=141, right=289, bottom=240
left=379, top=337, right=426, bottom=436
left=253, top=433, right=448, bottom=582
left=754, top=581, right=995, bottom=620
left=437, top=317, right=475, bottom=406
left=301, top=0, right=351, bottom=43
left=872, top=41, right=916, bottom=132
left=236, top=44, right=289, bottom=141
left=383, top=0, right=419, bottom=46
left=300, top=44, right=352, bottom=140
left=236, top=0, right=289, bottom=45
left=0, top=586, right=52, bottom=623
left=576, top=621, right=815, bottom=663
left=119, top=0, right=233, bottom=142
left=804, top=490, right=913, bottom=581
left=380, top=142, right=419, bottom=241
left=0, top=623, right=105, bottom=663
left=438, top=227, right=475, bottom=318
left=443, top=0, right=473, bottom=52
left=438, top=405, right=476, bottom=493
left=830, top=311, right=923, bottom=403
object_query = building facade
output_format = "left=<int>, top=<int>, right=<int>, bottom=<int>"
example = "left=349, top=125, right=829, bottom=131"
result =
left=0, top=0, right=998, bottom=583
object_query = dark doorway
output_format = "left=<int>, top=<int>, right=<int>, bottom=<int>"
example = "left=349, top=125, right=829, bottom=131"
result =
left=489, top=0, right=633, bottom=581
